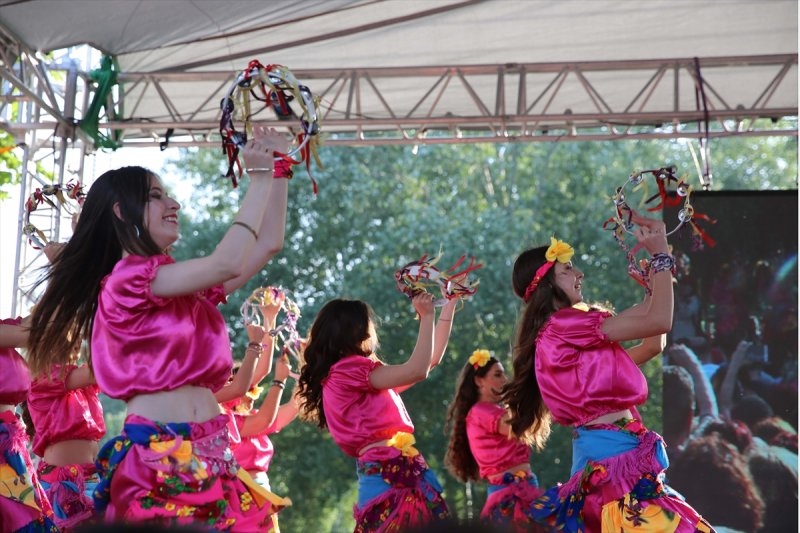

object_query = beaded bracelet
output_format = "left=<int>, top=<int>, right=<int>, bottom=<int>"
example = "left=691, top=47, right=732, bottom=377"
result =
left=650, top=253, right=677, bottom=276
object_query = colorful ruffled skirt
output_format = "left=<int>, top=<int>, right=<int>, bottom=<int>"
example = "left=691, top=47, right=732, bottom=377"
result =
left=531, top=418, right=714, bottom=532
left=482, top=470, right=547, bottom=532
left=93, top=413, right=290, bottom=531
left=37, top=460, right=99, bottom=531
left=0, top=410, right=58, bottom=533
left=354, top=450, right=450, bottom=532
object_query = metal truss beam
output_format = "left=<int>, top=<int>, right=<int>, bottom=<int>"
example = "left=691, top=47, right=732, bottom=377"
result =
left=4, top=54, right=797, bottom=151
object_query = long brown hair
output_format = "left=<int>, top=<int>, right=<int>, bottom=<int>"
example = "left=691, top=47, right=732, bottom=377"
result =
left=501, top=245, right=571, bottom=449
left=445, top=356, right=500, bottom=482
left=27, top=167, right=163, bottom=376
left=297, top=299, right=376, bottom=429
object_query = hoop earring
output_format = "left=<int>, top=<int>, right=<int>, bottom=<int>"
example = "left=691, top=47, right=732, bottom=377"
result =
left=133, top=225, right=140, bottom=238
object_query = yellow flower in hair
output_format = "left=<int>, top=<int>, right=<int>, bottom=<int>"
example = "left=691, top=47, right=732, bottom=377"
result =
left=468, top=349, right=491, bottom=369
left=545, top=237, right=574, bottom=264
left=387, top=431, right=419, bottom=457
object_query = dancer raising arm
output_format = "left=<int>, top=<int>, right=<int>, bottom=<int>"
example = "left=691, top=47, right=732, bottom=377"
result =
left=297, top=295, right=458, bottom=532
left=445, top=349, right=545, bottom=532
left=502, top=212, right=714, bottom=533
left=26, top=125, right=291, bottom=531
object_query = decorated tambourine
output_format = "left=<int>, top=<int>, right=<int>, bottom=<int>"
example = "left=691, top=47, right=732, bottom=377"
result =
left=394, top=252, right=483, bottom=306
left=23, top=180, right=85, bottom=249
left=604, top=166, right=715, bottom=290
left=240, top=285, right=304, bottom=366
left=220, top=59, right=322, bottom=191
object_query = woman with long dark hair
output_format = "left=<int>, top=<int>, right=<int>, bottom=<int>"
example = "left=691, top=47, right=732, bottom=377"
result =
left=297, top=295, right=457, bottom=532
left=445, top=350, right=544, bottom=532
left=503, top=212, right=714, bottom=532
left=26, top=126, right=291, bottom=530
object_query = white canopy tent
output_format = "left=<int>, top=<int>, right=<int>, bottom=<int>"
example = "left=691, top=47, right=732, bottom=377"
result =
left=0, top=0, right=797, bottom=313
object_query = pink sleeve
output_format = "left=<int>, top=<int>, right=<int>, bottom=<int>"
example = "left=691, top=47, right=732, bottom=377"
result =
left=105, top=254, right=226, bottom=307
left=535, top=307, right=648, bottom=426
left=468, top=401, right=503, bottom=435
left=0, top=317, right=30, bottom=405
left=325, top=356, right=380, bottom=393
left=539, top=307, right=611, bottom=348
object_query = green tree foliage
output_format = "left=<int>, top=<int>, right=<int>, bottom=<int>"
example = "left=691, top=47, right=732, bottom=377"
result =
left=101, top=135, right=796, bottom=531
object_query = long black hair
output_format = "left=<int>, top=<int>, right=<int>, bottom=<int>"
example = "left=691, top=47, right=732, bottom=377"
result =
left=445, top=356, right=500, bottom=482
left=27, top=166, right=163, bottom=376
left=297, top=299, right=377, bottom=429
left=501, top=245, right=571, bottom=449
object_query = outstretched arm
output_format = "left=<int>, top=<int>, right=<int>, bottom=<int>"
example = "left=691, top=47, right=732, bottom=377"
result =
left=250, top=303, right=281, bottom=387
left=667, top=343, right=719, bottom=418
left=150, top=127, right=286, bottom=298
left=718, top=339, right=751, bottom=418
left=431, top=298, right=458, bottom=369
left=369, top=293, right=436, bottom=391
left=602, top=212, right=674, bottom=342
left=214, top=325, right=264, bottom=403
left=240, top=354, right=292, bottom=438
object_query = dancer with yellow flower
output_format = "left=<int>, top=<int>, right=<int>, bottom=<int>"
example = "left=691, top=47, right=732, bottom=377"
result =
left=503, top=212, right=714, bottom=532
left=445, top=349, right=546, bottom=532
left=297, top=293, right=458, bottom=532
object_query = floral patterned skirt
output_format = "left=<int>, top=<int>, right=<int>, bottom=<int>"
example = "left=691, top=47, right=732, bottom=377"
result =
left=37, top=460, right=99, bottom=531
left=482, top=470, right=547, bottom=533
left=354, top=451, right=450, bottom=532
left=0, top=410, right=58, bottom=533
left=93, top=413, right=290, bottom=532
left=531, top=419, right=715, bottom=533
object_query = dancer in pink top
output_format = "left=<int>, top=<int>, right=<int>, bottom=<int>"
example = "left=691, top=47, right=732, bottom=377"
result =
left=502, top=213, right=713, bottom=532
left=27, top=353, right=105, bottom=531
left=445, top=350, right=545, bottom=532
left=297, top=295, right=458, bottom=532
left=0, top=318, right=58, bottom=533
left=26, top=126, right=292, bottom=531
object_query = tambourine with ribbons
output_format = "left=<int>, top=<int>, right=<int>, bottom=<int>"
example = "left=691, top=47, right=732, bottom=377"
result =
left=240, top=286, right=303, bottom=373
left=395, top=252, right=483, bottom=306
left=23, top=180, right=85, bottom=249
left=220, top=59, right=322, bottom=191
left=603, top=166, right=715, bottom=291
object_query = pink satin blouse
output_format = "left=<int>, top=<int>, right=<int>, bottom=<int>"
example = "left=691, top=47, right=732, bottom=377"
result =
left=466, top=401, right=530, bottom=479
left=27, top=363, right=106, bottom=457
left=91, top=254, right=232, bottom=401
left=0, top=317, right=30, bottom=406
left=232, top=411, right=276, bottom=472
left=535, top=307, right=648, bottom=427
left=322, top=355, right=414, bottom=457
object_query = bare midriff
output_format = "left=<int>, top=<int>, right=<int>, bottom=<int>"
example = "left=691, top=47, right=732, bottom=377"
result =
left=584, top=408, right=634, bottom=426
left=43, top=439, right=99, bottom=466
left=126, top=384, right=223, bottom=423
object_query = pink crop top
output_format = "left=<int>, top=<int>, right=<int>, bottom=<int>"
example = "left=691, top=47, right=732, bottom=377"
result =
left=232, top=412, right=276, bottom=472
left=27, top=364, right=106, bottom=457
left=91, top=254, right=232, bottom=401
left=466, top=401, right=531, bottom=479
left=322, top=355, right=414, bottom=457
left=535, top=307, right=648, bottom=427
left=0, top=317, right=31, bottom=406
